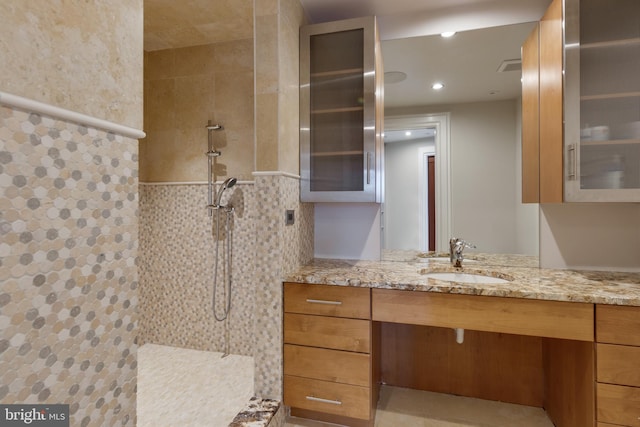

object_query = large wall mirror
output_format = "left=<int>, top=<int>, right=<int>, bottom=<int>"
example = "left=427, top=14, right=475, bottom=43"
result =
left=381, top=22, right=539, bottom=257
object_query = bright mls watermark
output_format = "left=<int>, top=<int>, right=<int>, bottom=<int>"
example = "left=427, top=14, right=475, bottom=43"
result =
left=0, top=405, right=69, bottom=426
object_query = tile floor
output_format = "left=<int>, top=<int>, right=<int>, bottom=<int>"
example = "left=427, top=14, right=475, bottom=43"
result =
left=137, top=344, right=254, bottom=427
left=137, top=345, right=554, bottom=427
left=285, top=385, right=554, bottom=427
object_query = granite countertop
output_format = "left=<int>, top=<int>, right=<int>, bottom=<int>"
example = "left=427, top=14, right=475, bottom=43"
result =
left=285, top=252, right=640, bottom=306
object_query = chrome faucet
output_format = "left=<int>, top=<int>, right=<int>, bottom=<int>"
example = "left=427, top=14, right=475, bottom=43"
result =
left=449, top=238, right=476, bottom=268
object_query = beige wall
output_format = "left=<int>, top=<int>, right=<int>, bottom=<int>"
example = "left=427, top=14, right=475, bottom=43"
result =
left=256, top=0, right=306, bottom=173
left=278, top=0, right=306, bottom=174
left=0, top=2, right=143, bottom=425
left=0, top=1, right=143, bottom=129
left=141, top=40, right=254, bottom=182
left=141, top=0, right=304, bottom=181
left=387, top=100, right=537, bottom=255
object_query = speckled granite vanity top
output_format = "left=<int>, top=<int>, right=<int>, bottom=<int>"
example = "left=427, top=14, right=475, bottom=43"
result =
left=285, top=252, right=640, bottom=306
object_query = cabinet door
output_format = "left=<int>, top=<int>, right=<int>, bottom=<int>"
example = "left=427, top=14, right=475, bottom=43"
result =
left=522, top=24, right=541, bottom=203
left=539, top=0, right=564, bottom=203
left=564, top=0, right=640, bottom=201
left=300, top=16, right=382, bottom=202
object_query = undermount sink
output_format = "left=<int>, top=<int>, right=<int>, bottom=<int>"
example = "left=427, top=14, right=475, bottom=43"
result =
left=422, top=272, right=511, bottom=284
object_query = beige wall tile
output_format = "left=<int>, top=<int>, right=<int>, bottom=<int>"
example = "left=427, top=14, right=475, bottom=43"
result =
left=145, top=50, right=176, bottom=80
left=255, top=14, right=279, bottom=95
left=174, top=44, right=217, bottom=77
left=145, top=79, right=176, bottom=132
left=256, top=0, right=279, bottom=17
left=256, top=93, right=279, bottom=171
left=215, top=39, right=254, bottom=73
left=142, top=41, right=254, bottom=183
left=0, top=1, right=143, bottom=128
left=175, top=74, right=216, bottom=130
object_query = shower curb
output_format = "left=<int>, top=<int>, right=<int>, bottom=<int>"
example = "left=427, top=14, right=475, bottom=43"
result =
left=228, top=396, right=282, bottom=427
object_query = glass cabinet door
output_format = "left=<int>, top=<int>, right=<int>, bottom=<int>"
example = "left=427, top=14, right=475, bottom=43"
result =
left=564, top=0, right=640, bottom=201
left=300, top=17, right=382, bottom=203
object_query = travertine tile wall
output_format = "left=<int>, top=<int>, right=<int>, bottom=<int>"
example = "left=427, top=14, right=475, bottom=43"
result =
left=255, top=0, right=306, bottom=174
left=0, top=106, right=139, bottom=426
left=0, top=1, right=143, bottom=128
left=141, top=39, right=255, bottom=183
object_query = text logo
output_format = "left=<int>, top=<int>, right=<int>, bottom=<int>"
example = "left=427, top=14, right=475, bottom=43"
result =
left=0, top=405, right=69, bottom=427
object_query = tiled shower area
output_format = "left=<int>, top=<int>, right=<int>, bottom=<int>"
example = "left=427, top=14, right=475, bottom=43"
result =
left=138, top=176, right=314, bottom=398
left=138, top=1, right=311, bottom=424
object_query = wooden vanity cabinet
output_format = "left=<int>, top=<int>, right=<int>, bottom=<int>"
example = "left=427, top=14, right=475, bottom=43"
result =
left=283, top=282, right=378, bottom=426
left=596, top=305, right=640, bottom=426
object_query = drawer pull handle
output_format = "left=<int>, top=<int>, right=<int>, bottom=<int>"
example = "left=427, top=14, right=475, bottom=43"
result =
left=306, top=396, right=342, bottom=405
left=305, top=299, right=342, bottom=305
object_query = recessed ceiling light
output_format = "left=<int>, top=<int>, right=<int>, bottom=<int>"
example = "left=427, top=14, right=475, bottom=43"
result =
left=405, top=131, right=412, bottom=136
left=384, top=71, right=407, bottom=84
left=440, top=31, right=456, bottom=38
left=432, top=82, right=444, bottom=90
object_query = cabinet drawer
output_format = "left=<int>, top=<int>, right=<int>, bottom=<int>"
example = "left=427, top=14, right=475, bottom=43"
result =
left=284, top=313, right=370, bottom=352
left=597, top=344, right=640, bottom=388
left=284, top=375, right=371, bottom=420
left=597, top=305, right=640, bottom=346
left=284, top=344, right=370, bottom=387
left=597, top=383, right=640, bottom=426
left=284, top=282, right=370, bottom=319
left=373, top=289, right=594, bottom=341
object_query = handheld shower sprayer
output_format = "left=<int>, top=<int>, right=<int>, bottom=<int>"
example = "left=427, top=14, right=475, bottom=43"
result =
left=215, top=177, right=237, bottom=208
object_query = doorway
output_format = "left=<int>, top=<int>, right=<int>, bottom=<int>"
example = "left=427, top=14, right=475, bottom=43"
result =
left=383, top=114, right=450, bottom=252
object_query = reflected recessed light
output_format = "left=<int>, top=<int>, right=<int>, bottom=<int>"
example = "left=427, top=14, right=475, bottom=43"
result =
left=384, top=71, right=407, bottom=84
left=432, top=82, right=444, bottom=90
left=441, top=31, right=456, bottom=38
left=405, top=131, right=412, bottom=136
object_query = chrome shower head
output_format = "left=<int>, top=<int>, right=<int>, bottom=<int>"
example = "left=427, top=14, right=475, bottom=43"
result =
left=215, top=177, right=237, bottom=206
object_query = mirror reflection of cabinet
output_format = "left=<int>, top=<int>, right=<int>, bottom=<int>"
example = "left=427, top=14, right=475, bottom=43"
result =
left=522, top=0, right=640, bottom=203
left=522, top=0, right=564, bottom=204
left=300, top=17, right=383, bottom=203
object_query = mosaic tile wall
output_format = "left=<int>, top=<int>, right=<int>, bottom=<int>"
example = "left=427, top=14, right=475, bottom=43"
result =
left=254, top=174, right=313, bottom=399
left=138, top=183, right=257, bottom=356
left=0, top=106, right=138, bottom=426
left=138, top=174, right=313, bottom=399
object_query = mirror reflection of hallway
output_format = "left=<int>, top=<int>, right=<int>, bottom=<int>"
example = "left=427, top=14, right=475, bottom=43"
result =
left=384, top=127, right=436, bottom=251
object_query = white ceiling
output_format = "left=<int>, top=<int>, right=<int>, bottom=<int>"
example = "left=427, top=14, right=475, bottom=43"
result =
left=382, top=22, right=537, bottom=109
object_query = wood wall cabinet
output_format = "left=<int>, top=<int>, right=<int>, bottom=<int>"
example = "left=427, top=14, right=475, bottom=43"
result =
left=522, top=0, right=564, bottom=203
left=522, top=23, right=541, bottom=203
left=596, top=305, right=640, bottom=426
left=522, top=0, right=640, bottom=202
left=283, top=283, right=379, bottom=427
left=299, top=17, right=384, bottom=203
